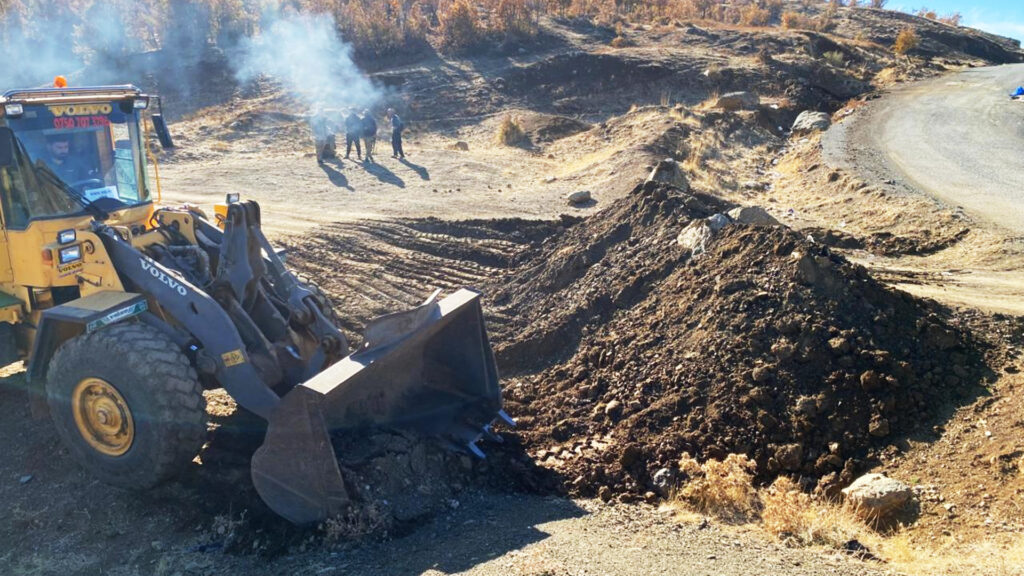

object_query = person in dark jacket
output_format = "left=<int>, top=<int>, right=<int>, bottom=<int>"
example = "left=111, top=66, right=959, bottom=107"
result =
left=361, top=110, right=377, bottom=163
left=387, top=108, right=405, bottom=159
left=343, top=109, right=362, bottom=160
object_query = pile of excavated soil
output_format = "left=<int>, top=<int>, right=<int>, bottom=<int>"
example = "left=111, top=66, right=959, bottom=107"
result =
left=491, top=182, right=988, bottom=501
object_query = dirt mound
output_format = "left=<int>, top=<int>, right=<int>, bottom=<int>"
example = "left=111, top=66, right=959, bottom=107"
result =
left=492, top=182, right=987, bottom=501
left=516, top=113, right=592, bottom=143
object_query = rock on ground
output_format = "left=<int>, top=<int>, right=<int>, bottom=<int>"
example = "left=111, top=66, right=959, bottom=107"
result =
left=841, top=473, right=912, bottom=521
left=677, top=214, right=729, bottom=255
left=715, top=91, right=759, bottom=111
left=792, top=111, right=831, bottom=135
left=646, top=158, right=689, bottom=192
left=568, top=190, right=593, bottom=205
left=727, top=206, right=779, bottom=226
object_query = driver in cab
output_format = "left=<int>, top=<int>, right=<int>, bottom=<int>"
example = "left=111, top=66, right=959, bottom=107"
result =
left=41, top=133, right=92, bottom=184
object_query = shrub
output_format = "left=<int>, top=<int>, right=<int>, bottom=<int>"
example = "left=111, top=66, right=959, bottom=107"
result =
left=869, top=0, right=887, bottom=7
left=822, top=50, right=845, bottom=67
left=780, top=10, right=832, bottom=32
left=495, top=114, right=527, bottom=145
left=674, top=453, right=759, bottom=522
left=761, top=477, right=868, bottom=548
left=938, top=12, right=962, bottom=26
left=738, top=4, right=772, bottom=27
left=780, top=11, right=811, bottom=29
left=609, top=21, right=634, bottom=47
left=438, top=0, right=482, bottom=53
left=609, top=34, right=633, bottom=47
left=492, top=0, right=538, bottom=38
left=892, top=27, right=920, bottom=56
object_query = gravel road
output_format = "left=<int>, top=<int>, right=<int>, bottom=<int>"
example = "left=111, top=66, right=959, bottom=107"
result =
left=824, top=63, right=1024, bottom=235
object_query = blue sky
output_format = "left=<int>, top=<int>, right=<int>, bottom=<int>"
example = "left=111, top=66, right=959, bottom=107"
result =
left=888, top=1, right=1024, bottom=43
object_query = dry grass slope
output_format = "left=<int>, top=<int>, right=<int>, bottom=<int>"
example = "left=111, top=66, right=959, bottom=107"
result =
left=670, top=453, right=1024, bottom=576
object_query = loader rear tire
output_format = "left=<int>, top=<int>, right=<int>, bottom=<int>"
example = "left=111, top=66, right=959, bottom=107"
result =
left=46, top=322, right=207, bottom=489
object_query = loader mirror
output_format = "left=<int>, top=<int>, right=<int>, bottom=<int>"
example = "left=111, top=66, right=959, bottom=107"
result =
left=0, top=127, right=15, bottom=168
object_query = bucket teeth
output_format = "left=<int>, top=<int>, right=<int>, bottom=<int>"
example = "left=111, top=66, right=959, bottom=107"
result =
left=444, top=413, right=514, bottom=458
left=467, top=441, right=486, bottom=459
left=482, top=423, right=504, bottom=444
left=497, top=409, right=516, bottom=427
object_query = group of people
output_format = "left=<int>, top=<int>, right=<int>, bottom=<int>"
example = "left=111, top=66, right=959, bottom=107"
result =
left=310, top=107, right=405, bottom=166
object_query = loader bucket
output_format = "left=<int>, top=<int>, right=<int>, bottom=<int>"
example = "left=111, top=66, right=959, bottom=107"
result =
left=250, top=288, right=509, bottom=524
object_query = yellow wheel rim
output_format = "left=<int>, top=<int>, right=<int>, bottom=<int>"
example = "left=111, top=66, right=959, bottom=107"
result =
left=71, top=377, right=134, bottom=457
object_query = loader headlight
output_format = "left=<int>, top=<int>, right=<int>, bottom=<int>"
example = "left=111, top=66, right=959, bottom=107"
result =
left=3, top=103, right=23, bottom=117
left=58, top=245, right=81, bottom=264
left=57, top=229, right=76, bottom=244
left=226, top=193, right=240, bottom=204
left=133, top=97, right=149, bottom=110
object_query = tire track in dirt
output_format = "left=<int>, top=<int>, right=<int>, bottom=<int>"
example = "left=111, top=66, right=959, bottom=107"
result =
left=282, top=218, right=565, bottom=342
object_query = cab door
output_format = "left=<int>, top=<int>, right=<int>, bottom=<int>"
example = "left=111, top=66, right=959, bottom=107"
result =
left=0, top=167, right=19, bottom=284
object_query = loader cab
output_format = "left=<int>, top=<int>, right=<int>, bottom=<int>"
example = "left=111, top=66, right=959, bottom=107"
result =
left=0, top=86, right=157, bottom=296
left=0, top=86, right=154, bottom=229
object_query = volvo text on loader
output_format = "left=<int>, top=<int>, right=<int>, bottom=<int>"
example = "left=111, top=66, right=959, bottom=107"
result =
left=0, top=83, right=510, bottom=524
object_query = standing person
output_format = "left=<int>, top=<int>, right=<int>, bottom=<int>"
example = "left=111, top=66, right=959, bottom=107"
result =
left=361, top=109, right=377, bottom=163
left=387, top=108, right=405, bottom=159
left=344, top=108, right=362, bottom=160
left=309, top=107, right=335, bottom=165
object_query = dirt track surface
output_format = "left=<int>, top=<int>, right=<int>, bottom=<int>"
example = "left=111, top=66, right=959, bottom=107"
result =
left=824, top=63, right=1024, bottom=235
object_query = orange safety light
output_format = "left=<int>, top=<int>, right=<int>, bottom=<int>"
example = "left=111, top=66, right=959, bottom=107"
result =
left=54, top=75, right=68, bottom=88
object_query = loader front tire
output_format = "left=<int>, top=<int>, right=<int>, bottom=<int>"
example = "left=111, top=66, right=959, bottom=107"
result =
left=297, top=274, right=341, bottom=326
left=46, top=322, right=207, bottom=489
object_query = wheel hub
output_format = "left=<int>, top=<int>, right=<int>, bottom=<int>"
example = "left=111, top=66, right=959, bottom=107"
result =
left=72, top=378, right=134, bottom=456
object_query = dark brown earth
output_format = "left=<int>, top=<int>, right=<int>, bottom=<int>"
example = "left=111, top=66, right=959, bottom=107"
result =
left=484, top=182, right=992, bottom=500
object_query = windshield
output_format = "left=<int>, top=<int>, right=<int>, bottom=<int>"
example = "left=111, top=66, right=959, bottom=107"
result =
left=1, top=101, right=151, bottom=227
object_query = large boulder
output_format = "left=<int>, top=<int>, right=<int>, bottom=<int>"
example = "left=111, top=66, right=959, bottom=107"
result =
left=727, top=206, right=779, bottom=226
left=791, top=111, right=831, bottom=135
left=646, top=158, right=689, bottom=192
left=715, top=91, right=759, bottom=111
left=841, top=473, right=911, bottom=521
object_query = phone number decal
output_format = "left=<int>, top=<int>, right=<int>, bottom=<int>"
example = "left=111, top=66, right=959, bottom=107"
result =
left=52, top=115, right=111, bottom=130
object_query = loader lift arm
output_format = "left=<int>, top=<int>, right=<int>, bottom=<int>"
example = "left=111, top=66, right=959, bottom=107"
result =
left=96, top=222, right=283, bottom=418
left=95, top=202, right=511, bottom=524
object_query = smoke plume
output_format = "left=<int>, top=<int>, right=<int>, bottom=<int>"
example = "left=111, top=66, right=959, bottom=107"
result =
left=0, top=1, right=379, bottom=116
left=235, top=8, right=381, bottom=111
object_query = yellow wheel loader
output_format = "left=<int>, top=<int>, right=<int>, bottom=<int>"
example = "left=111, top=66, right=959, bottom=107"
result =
left=0, top=84, right=510, bottom=524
